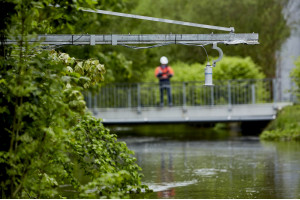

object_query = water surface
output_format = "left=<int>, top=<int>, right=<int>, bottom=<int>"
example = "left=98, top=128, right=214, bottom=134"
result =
left=122, top=137, right=300, bottom=199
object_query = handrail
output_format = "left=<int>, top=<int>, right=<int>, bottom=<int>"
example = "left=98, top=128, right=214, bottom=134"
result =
left=84, top=78, right=296, bottom=109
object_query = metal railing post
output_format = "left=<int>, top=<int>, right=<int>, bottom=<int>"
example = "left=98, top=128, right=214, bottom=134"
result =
left=128, top=87, right=131, bottom=108
left=98, top=88, right=101, bottom=108
left=211, top=86, right=214, bottom=106
left=251, top=83, right=255, bottom=104
left=94, top=93, right=97, bottom=108
left=228, top=81, right=232, bottom=111
left=88, top=91, right=92, bottom=109
left=137, top=83, right=141, bottom=113
left=289, top=77, right=292, bottom=102
left=114, top=86, right=116, bottom=107
left=273, top=79, right=277, bottom=105
left=183, top=82, right=186, bottom=112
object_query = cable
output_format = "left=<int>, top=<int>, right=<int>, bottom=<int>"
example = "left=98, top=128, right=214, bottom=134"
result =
left=38, top=36, right=214, bottom=65
left=119, top=41, right=212, bottom=64
left=177, top=42, right=211, bottom=64
left=119, top=42, right=175, bottom=49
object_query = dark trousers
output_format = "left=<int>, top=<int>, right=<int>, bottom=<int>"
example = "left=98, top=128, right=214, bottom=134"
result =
left=159, top=84, right=172, bottom=105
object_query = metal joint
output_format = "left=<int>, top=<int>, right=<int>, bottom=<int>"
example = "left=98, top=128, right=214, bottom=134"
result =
left=212, top=42, right=223, bottom=67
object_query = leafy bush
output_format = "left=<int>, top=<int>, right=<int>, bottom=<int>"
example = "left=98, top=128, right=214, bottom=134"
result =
left=70, top=116, right=147, bottom=198
left=0, top=49, right=148, bottom=198
left=0, top=1, right=148, bottom=198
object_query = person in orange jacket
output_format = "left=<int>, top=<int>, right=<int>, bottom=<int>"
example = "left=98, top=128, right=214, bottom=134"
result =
left=155, top=56, right=174, bottom=107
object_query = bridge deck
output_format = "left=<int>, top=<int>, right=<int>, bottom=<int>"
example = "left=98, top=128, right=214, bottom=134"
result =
left=91, top=102, right=292, bottom=124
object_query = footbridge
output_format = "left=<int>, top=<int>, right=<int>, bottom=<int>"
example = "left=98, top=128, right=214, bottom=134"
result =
left=84, top=79, right=295, bottom=124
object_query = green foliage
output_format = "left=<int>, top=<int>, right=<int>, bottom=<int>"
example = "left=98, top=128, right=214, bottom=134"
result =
left=213, top=56, right=265, bottom=80
left=1, top=50, right=78, bottom=198
left=143, top=56, right=265, bottom=82
left=70, top=116, right=147, bottom=198
left=0, top=0, right=148, bottom=198
left=60, top=46, right=134, bottom=83
left=260, top=129, right=300, bottom=141
left=50, top=51, right=106, bottom=88
left=292, top=56, right=300, bottom=78
left=260, top=105, right=300, bottom=141
left=98, top=51, right=133, bottom=83
left=291, top=56, right=300, bottom=100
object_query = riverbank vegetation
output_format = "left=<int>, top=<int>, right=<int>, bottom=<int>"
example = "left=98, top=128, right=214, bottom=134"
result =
left=260, top=105, right=300, bottom=141
left=0, top=0, right=148, bottom=198
left=260, top=57, right=300, bottom=141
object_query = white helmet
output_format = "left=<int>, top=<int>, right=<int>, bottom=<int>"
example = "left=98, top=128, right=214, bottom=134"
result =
left=160, top=56, right=168, bottom=64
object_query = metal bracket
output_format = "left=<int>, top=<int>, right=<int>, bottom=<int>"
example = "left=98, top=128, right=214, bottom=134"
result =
left=112, top=35, right=117, bottom=45
left=212, top=42, right=223, bottom=67
left=90, top=35, right=95, bottom=45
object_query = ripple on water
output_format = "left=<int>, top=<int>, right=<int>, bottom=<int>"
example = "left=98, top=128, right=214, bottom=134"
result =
left=145, top=180, right=198, bottom=192
left=194, top=168, right=227, bottom=176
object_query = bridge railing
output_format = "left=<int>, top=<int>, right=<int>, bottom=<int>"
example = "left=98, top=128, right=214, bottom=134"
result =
left=84, top=79, right=290, bottom=109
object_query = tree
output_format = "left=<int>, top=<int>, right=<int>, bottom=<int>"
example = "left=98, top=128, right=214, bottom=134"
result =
left=84, top=0, right=289, bottom=80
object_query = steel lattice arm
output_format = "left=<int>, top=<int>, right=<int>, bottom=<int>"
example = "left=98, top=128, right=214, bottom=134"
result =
left=6, top=33, right=259, bottom=46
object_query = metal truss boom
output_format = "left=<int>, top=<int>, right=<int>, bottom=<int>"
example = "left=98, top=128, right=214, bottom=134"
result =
left=6, top=33, right=259, bottom=46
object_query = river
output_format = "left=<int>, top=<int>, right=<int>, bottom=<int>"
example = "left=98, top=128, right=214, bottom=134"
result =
left=120, top=136, right=300, bottom=199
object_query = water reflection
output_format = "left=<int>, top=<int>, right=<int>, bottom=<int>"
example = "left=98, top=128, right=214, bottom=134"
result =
left=157, top=153, right=175, bottom=198
left=122, top=137, right=300, bottom=199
